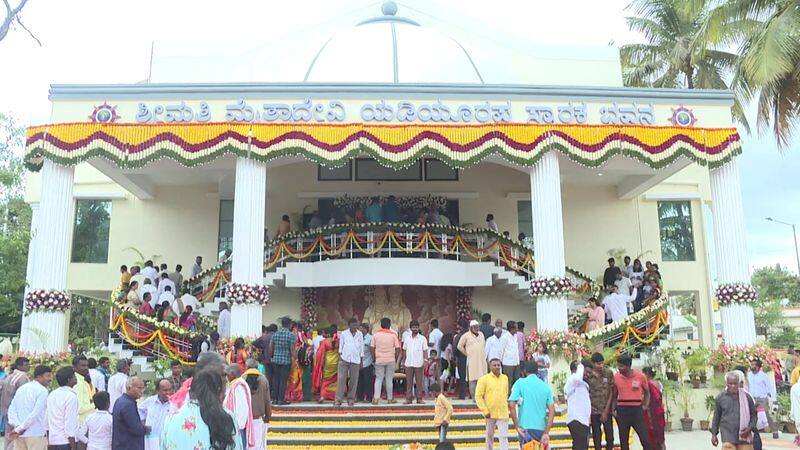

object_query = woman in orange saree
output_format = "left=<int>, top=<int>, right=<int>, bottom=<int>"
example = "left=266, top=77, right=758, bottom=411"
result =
left=285, top=326, right=308, bottom=402
left=312, top=326, right=339, bottom=402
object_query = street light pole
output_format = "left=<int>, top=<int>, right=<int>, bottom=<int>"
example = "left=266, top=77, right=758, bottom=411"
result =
left=766, top=217, right=800, bottom=274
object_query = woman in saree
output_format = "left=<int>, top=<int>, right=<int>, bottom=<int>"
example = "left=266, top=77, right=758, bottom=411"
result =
left=312, top=325, right=340, bottom=402
left=285, top=324, right=307, bottom=402
left=642, top=367, right=666, bottom=450
left=226, top=337, right=250, bottom=373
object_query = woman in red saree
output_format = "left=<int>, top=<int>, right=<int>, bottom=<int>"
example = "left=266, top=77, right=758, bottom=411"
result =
left=285, top=325, right=308, bottom=402
left=226, top=337, right=250, bottom=373
left=312, top=325, right=340, bottom=402
left=643, top=367, right=666, bottom=450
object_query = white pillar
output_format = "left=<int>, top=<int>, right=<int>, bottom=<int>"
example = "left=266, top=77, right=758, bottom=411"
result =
left=530, top=152, right=569, bottom=332
left=20, top=161, right=74, bottom=353
left=230, top=157, right=266, bottom=338
left=18, top=202, right=39, bottom=351
left=710, top=159, right=756, bottom=346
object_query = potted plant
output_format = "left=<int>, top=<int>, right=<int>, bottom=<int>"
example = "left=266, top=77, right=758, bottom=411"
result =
left=700, top=395, right=715, bottom=431
left=660, top=378, right=678, bottom=432
left=552, top=371, right=568, bottom=404
left=660, top=345, right=681, bottom=381
left=778, top=392, right=797, bottom=433
left=677, top=380, right=694, bottom=431
left=686, top=348, right=710, bottom=388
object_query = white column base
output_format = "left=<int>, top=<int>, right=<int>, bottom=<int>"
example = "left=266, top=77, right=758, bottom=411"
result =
left=536, top=297, right=569, bottom=332
left=230, top=303, right=262, bottom=339
left=23, top=311, right=68, bottom=354
left=720, top=304, right=757, bottom=347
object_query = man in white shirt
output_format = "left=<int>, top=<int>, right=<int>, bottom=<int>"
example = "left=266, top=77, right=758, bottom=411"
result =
left=141, top=261, right=158, bottom=284
left=217, top=302, right=232, bottom=339
left=427, top=319, right=443, bottom=357
left=565, top=360, right=591, bottom=450
left=140, top=279, right=158, bottom=309
left=602, top=286, right=638, bottom=322
left=88, top=358, right=106, bottom=392
left=748, top=359, right=778, bottom=433
left=156, top=273, right=176, bottom=299
left=138, top=379, right=174, bottom=450
left=335, top=318, right=364, bottom=407
left=790, top=376, right=800, bottom=442
left=614, top=272, right=632, bottom=296
left=157, top=285, right=177, bottom=313
left=484, top=327, right=504, bottom=362
left=77, top=391, right=113, bottom=450
left=500, top=321, right=522, bottom=385
left=107, top=359, right=130, bottom=412
left=224, top=365, right=253, bottom=448
left=47, top=366, right=80, bottom=450
left=7, top=365, right=52, bottom=449
left=403, top=320, right=428, bottom=404
left=312, top=328, right=326, bottom=356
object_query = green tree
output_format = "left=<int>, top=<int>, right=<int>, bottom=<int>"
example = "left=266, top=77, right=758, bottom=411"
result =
left=0, top=113, right=30, bottom=333
left=619, top=0, right=749, bottom=128
left=733, top=0, right=800, bottom=147
left=751, top=264, right=800, bottom=346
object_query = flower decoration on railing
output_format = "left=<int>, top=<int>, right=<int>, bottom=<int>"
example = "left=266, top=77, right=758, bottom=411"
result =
left=715, top=283, right=758, bottom=307
left=529, top=277, right=575, bottom=298
left=301, top=288, right=319, bottom=331
left=226, top=283, right=270, bottom=306
left=582, top=295, right=668, bottom=342
left=709, top=344, right=780, bottom=373
left=333, top=195, right=448, bottom=213
left=526, top=329, right=589, bottom=361
left=456, top=287, right=473, bottom=321
left=184, top=260, right=231, bottom=286
left=110, top=301, right=201, bottom=339
left=24, top=289, right=71, bottom=314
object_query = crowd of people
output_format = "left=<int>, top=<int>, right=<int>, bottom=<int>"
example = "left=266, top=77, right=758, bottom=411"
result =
left=296, top=196, right=457, bottom=232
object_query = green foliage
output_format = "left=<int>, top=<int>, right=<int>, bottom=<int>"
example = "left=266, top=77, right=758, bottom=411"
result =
left=705, top=395, right=716, bottom=421
left=0, top=113, right=29, bottom=334
left=551, top=371, right=568, bottom=397
left=619, top=0, right=750, bottom=129
left=68, top=296, right=109, bottom=345
left=71, top=200, right=111, bottom=263
left=750, top=265, right=800, bottom=344
left=686, top=347, right=711, bottom=376
left=660, top=344, right=682, bottom=374
left=778, top=391, right=791, bottom=420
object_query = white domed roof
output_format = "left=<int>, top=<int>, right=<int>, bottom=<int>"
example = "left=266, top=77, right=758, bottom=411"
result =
left=304, top=2, right=484, bottom=84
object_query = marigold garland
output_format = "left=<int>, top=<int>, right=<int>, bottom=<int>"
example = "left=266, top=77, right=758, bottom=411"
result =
left=24, top=289, right=71, bottom=314
left=456, top=287, right=473, bottom=321
left=25, top=122, right=743, bottom=172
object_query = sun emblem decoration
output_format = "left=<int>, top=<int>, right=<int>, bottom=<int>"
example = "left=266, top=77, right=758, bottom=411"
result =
left=669, top=105, right=697, bottom=127
left=88, top=102, right=121, bottom=123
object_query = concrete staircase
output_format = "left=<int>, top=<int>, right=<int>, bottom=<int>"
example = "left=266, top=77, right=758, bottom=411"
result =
left=267, top=401, right=578, bottom=449
left=106, top=333, right=157, bottom=378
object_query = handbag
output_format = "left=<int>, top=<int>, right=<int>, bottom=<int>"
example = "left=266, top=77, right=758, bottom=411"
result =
left=756, top=407, right=769, bottom=430
left=521, top=439, right=547, bottom=450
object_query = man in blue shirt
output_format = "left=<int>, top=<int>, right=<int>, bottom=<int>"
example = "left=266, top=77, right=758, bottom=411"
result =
left=508, top=360, right=555, bottom=447
left=112, top=376, right=150, bottom=450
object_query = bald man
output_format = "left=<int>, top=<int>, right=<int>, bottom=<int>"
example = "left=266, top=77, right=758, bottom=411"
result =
left=112, top=376, right=150, bottom=450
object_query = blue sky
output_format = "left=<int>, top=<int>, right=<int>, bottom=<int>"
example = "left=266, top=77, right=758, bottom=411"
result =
left=0, top=0, right=797, bottom=274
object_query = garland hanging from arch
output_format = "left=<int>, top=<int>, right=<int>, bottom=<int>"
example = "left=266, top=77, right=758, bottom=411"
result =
left=25, top=122, right=742, bottom=171
left=301, top=288, right=319, bottom=331
left=456, top=287, right=473, bottom=321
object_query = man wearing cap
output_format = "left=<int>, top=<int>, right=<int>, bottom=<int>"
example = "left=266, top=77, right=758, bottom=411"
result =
left=457, top=320, right=488, bottom=398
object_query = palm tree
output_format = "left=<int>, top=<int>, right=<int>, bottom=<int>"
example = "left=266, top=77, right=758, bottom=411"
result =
left=734, top=0, right=800, bottom=147
left=619, top=0, right=750, bottom=129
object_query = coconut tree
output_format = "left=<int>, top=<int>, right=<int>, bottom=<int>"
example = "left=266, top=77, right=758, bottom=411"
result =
left=734, top=0, right=800, bottom=147
left=619, top=0, right=749, bottom=129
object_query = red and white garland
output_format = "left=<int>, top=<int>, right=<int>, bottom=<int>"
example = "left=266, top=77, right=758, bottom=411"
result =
left=24, top=289, right=71, bottom=314
left=301, top=288, right=319, bottom=330
left=456, top=287, right=473, bottom=321
left=715, top=283, right=758, bottom=306
left=225, top=283, right=269, bottom=305
left=530, top=277, right=575, bottom=298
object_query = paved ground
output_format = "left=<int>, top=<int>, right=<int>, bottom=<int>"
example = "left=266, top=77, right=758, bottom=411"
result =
left=662, top=429, right=796, bottom=449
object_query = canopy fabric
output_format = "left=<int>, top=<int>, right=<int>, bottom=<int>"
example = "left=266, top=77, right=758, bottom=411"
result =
left=24, top=122, right=742, bottom=171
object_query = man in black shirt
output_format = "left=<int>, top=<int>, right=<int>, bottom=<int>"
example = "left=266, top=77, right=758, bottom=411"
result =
left=603, top=258, right=621, bottom=289
left=479, top=313, right=494, bottom=340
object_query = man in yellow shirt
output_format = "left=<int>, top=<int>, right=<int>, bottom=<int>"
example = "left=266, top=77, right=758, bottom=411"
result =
left=791, top=364, right=800, bottom=386
left=476, top=358, right=510, bottom=450
left=72, top=355, right=97, bottom=427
